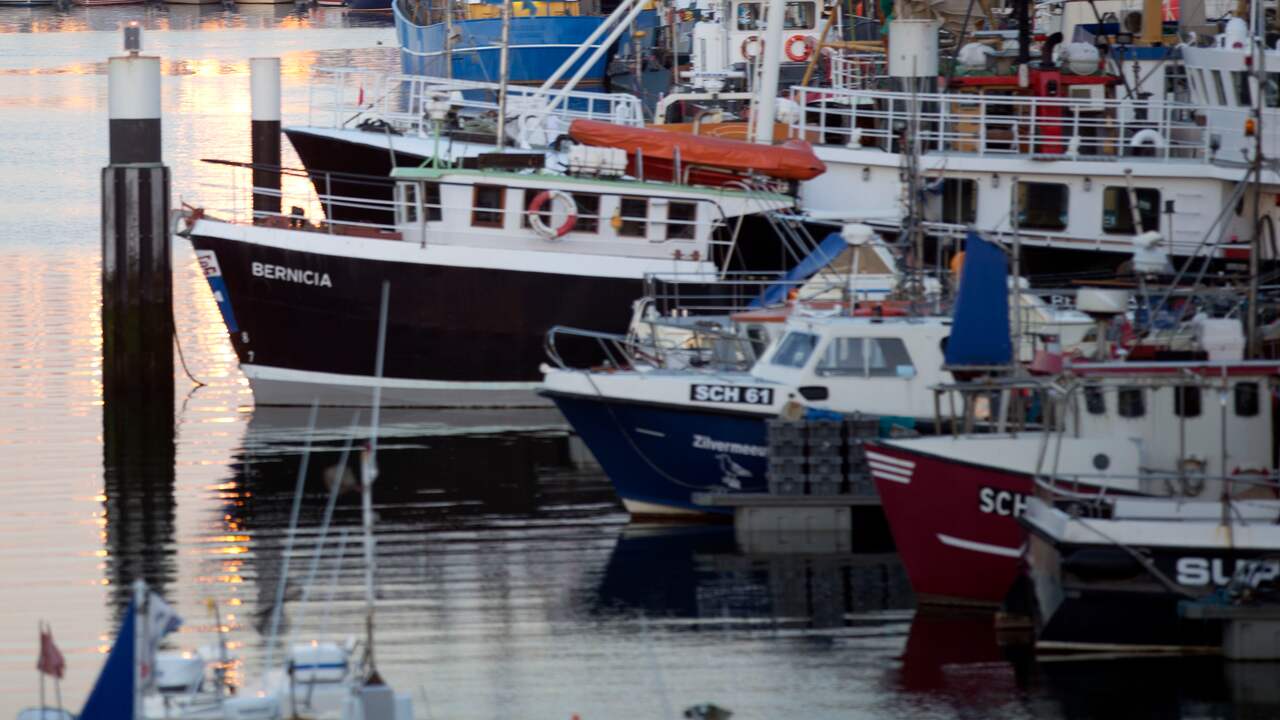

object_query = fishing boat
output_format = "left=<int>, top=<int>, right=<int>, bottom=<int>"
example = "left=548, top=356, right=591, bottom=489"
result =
left=1022, top=495, right=1280, bottom=652
left=178, top=139, right=799, bottom=406
left=393, top=0, right=614, bottom=84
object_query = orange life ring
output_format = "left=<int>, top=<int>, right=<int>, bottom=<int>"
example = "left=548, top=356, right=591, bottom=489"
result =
left=785, top=34, right=815, bottom=62
left=528, top=190, right=577, bottom=240
left=740, top=35, right=763, bottom=60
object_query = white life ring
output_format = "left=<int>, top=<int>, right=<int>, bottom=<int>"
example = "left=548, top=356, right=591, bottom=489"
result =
left=740, top=35, right=763, bottom=60
left=528, top=190, right=578, bottom=240
left=785, top=34, right=815, bottom=62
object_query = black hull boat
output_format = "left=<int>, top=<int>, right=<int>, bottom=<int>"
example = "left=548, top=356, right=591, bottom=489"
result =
left=180, top=156, right=800, bottom=407
left=1021, top=497, right=1280, bottom=653
left=188, top=225, right=644, bottom=407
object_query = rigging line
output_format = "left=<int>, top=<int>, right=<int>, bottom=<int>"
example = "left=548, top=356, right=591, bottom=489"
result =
left=172, top=300, right=207, bottom=388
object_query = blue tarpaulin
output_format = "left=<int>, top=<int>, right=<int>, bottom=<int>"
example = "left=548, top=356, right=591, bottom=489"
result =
left=80, top=599, right=135, bottom=720
left=944, top=232, right=1013, bottom=367
left=753, top=232, right=848, bottom=308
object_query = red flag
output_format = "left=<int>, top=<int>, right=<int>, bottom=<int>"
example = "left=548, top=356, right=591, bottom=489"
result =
left=357, top=86, right=365, bottom=106
left=37, top=624, right=65, bottom=679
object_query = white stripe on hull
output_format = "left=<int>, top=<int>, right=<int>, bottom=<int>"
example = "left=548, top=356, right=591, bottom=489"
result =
left=621, top=498, right=711, bottom=518
left=243, top=363, right=550, bottom=408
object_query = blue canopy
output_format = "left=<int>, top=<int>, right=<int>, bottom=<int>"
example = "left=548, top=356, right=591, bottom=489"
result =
left=944, top=231, right=1013, bottom=367
left=753, top=232, right=848, bottom=308
left=80, top=599, right=135, bottom=720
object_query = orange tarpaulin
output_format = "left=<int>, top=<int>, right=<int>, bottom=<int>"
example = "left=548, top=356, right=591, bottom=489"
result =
left=568, top=119, right=827, bottom=186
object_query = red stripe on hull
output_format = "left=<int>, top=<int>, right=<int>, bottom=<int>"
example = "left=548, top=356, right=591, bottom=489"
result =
left=870, top=444, right=1030, bottom=607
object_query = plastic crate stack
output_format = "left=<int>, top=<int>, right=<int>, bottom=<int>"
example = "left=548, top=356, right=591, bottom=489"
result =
left=765, top=415, right=879, bottom=496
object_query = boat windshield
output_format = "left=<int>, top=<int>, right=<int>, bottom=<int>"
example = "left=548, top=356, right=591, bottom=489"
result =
left=771, top=331, right=819, bottom=368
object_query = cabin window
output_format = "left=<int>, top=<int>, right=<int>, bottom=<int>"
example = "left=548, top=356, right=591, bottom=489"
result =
left=940, top=178, right=977, bottom=224
left=1117, top=386, right=1145, bottom=418
left=1015, top=182, right=1068, bottom=231
left=574, top=193, right=600, bottom=233
left=667, top=201, right=698, bottom=240
left=1174, top=385, right=1202, bottom=418
left=1212, top=70, right=1228, bottom=106
left=1196, top=69, right=1209, bottom=104
left=736, top=2, right=761, bottom=30
left=1235, top=382, right=1260, bottom=417
left=423, top=182, right=442, bottom=221
left=816, top=337, right=913, bottom=378
left=1084, top=384, right=1106, bottom=415
left=735, top=1, right=814, bottom=30
left=1233, top=71, right=1252, bottom=106
left=1266, top=73, right=1280, bottom=107
left=471, top=185, right=506, bottom=228
left=771, top=331, right=819, bottom=368
left=618, top=197, right=648, bottom=237
left=402, top=183, right=418, bottom=224
left=1102, top=187, right=1161, bottom=234
left=784, top=1, right=816, bottom=29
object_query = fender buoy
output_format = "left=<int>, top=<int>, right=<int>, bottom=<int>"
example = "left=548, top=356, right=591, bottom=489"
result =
left=740, top=35, right=763, bottom=60
left=528, top=190, right=578, bottom=240
left=785, top=34, right=815, bottom=62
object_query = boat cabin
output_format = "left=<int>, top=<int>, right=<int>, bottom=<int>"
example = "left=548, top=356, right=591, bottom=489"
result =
left=390, top=165, right=794, bottom=263
left=749, top=315, right=954, bottom=419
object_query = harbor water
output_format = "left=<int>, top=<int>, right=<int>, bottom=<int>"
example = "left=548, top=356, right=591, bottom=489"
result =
left=0, top=6, right=1276, bottom=717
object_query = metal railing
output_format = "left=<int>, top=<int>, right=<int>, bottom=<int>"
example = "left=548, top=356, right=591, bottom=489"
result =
left=827, top=53, right=887, bottom=91
left=789, top=86, right=1208, bottom=161
left=306, top=67, right=645, bottom=139
left=544, top=323, right=761, bottom=372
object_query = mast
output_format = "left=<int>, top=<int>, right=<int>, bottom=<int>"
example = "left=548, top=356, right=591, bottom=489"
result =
left=496, top=0, right=513, bottom=148
left=362, top=280, right=390, bottom=683
left=445, top=0, right=454, bottom=79
left=1248, top=0, right=1264, bottom=357
left=752, top=0, right=787, bottom=144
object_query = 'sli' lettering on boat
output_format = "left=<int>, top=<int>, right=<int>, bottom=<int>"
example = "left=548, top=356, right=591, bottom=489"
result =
left=251, top=261, right=333, bottom=288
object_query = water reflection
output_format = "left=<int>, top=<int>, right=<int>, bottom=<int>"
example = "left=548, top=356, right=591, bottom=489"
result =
left=0, top=4, right=392, bottom=34
left=595, top=525, right=914, bottom=627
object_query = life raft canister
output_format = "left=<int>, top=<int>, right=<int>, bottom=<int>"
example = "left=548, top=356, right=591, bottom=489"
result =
left=527, top=190, right=578, bottom=240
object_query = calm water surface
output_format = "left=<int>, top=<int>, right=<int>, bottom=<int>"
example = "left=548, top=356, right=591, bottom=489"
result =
left=0, top=7, right=1276, bottom=717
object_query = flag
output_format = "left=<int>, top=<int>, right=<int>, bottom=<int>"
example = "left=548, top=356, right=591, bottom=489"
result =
left=141, top=592, right=183, bottom=690
left=37, top=623, right=65, bottom=679
left=357, top=85, right=365, bottom=106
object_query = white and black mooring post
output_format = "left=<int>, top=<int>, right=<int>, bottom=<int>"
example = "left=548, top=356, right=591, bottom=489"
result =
left=102, top=23, right=173, bottom=402
left=250, top=57, right=281, bottom=218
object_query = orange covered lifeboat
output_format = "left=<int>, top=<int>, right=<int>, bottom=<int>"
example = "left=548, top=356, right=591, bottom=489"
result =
left=567, top=119, right=827, bottom=187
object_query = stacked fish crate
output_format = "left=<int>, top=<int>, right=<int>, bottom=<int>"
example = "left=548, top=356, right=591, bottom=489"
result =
left=765, top=415, right=880, bottom=497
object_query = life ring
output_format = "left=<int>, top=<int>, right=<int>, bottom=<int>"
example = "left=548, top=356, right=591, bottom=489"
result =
left=528, top=190, right=578, bottom=240
left=740, top=35, right=763, bottom=60
left=785, top=34, right=815, bottom=62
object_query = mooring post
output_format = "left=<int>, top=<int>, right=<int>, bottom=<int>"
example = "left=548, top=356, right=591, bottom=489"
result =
left=101, top=23, right=175, bottom=491
left=250, top=57, right=282, bottom=218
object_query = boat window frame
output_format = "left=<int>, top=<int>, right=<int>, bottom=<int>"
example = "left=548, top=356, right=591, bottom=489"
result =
left=666, top=200, right=698, bottom=240
left=1117, top=386, right=1145, bottom=419
left=1233, top=70, right=1253, bottom=106
left=618, top=196, right=649, bottom=238
left=422, top=181, right=443, bottom=222
left=1212, top=70, right=1228, bottom=106
left=1235, top=381, right=1261, bottom=417
left=940, top=178, right=977, bottom=225
left=471, top=184, right=507, bottom=228
left=1084, top=384, right=1106, bottom=415
left=770, top=331, right=820, bottom=369
left=815, top=336, right=914, bottom=378
left=573, top=192, right=600, bottom=233
left=1014, top=181, right=1069, bottom=231
left=1174, top=385, right=1202, bottom=418
left=1101, top=186, right=1161, bottom=235
left=400, top=182, right=419, bottom=225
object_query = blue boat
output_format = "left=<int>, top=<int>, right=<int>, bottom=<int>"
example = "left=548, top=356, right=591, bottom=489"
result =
left=540, top=313, right=955, bottom=516
left=394, top=0, right=612, bottom=85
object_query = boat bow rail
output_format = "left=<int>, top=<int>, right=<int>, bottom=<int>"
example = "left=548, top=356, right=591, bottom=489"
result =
left=544, top=323, right=758, bottom=372
left=305, top=67, right=645, bottom=140
left=788, top=86, right=1208, bottom=162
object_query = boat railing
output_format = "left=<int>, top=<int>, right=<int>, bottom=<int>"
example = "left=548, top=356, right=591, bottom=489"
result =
left=306, top=67, right=645, bottom=138
left=788, top=86, right=1208, bottom=161
left=827, top=53, right=888, bottom=91
left=641, top=270, right=892, bottom=317
left=544, top=323, right=759, bottom=372
left=190, top=161, right=407, bottom=239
